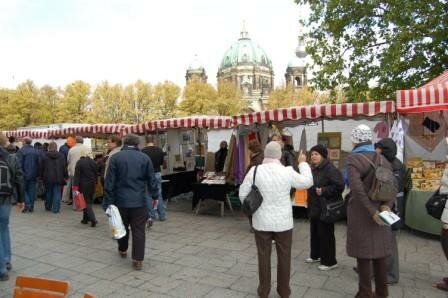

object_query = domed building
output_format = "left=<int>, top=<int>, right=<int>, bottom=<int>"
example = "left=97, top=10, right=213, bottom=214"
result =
left=186, top=54, right=207, bottom=83
left=285, top=20, right=308, bottom=89
left=217, top=24, right=274, bottom=111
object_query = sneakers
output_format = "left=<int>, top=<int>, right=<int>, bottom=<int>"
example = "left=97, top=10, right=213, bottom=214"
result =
left=305, top=258, right=320, bottom=263
left=0, top=273, right=9, bottom=281
left=318, top=264, right=338, bottom=271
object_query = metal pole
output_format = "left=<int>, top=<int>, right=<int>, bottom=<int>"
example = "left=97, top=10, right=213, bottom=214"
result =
left=321, top=117, right=325, bottom=132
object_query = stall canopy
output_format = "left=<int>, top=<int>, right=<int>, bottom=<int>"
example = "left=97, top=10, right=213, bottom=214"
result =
left=233, top=101, right=395, bottom=126
left=124, top=116, right=233, bottom=134
left=396, top=71, right=448, bottom=113
left=4, top=124, right=129, bottom=139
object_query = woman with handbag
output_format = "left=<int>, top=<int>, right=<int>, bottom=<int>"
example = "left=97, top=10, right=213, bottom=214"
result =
left=306, top=144, right=344, bottom=271
left=73, top=147, right=98, bottom=227
left=239, top=141, right=313, bottom=298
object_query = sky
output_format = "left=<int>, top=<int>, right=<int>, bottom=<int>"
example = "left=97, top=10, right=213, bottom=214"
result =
left=0, top=0, right=308, bottom=90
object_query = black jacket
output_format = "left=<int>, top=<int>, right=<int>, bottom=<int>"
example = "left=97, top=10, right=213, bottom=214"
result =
left=0, top=147, right=25, bottom=203
left=215, top=148, right=228, bottom=172
left=73, top=156, right=98, bottom=198
left=307, top=159, right=345, bottom=219
left=142, top=146, right=164, bottom=173
left=40, top=151, right=68, bottom=185
left=104, top=145, right=159, bottom=209
left=282, top=145, right=298, bottom=172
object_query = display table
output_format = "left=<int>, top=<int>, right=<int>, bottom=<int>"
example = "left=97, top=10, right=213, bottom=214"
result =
left=192, top=183, right=235, bottom=216
left=405, top=189, right=442, bottom=235
left=162, top=171, right=196, bottom=197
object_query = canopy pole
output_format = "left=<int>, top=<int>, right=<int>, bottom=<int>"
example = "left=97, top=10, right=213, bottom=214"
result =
left=321, top=118, right=325, bottom=132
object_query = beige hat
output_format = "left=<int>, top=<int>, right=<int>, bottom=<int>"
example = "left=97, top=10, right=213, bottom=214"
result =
left=264, top=141, right=282, bottom=160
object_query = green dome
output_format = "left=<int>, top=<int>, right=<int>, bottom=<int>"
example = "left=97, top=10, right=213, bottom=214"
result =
left=219, top=30, right=272, bottom=69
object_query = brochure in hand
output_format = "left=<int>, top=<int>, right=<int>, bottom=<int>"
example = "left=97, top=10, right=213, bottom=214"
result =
left=379, top=210, right=400, bottom=226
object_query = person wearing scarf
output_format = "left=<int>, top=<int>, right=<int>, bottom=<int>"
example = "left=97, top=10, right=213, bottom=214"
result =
left=345, top=124, right=394, bottom=298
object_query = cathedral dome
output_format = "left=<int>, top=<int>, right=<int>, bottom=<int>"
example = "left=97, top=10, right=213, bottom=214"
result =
left=219, top=28, right=272, bottom=70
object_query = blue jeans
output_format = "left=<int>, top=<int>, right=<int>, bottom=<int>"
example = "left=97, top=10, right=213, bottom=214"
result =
left=24, top=180, right=37, bottom=210
left=0, top=203, right=11, bottom=275
left=148, top=172, right=166, bottom=220
left=45, top=183, right=62, bottom=213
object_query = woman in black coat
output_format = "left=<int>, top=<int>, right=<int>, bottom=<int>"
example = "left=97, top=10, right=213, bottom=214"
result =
left=306, top=144, right=344, bottom=271
left=39, top=142, right=68, bottom=213
left=73, top=149, right=98, bottom=227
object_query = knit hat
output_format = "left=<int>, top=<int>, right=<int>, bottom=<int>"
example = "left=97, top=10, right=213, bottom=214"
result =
left=310, top=144, right=328, bottom=159
left=350, top=124, right=372, bottom=144
left=264, top=141, right=282, bottom=160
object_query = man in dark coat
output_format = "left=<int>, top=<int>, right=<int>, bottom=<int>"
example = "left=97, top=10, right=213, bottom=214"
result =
left=214, top=141, right=228, bottom=172
left=346, top=124, right=394, bottom=298
left=40, top=142, right=68, bottom=213
left=104, top=134, right=159, bottom=270
left=16, top=137, right=41, bottom=213
left=0, top=133, right=25, bottom=281
left=375, top=138, right=406, bottom=284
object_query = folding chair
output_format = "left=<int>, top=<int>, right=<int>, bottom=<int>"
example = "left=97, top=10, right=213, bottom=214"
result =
left=14, top=275, right=70, bottom=298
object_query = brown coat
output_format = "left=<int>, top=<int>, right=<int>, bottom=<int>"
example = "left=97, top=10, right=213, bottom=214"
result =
left=245, top=152, right=264, bottom=176
left=346, top=151, right=394, bottom=259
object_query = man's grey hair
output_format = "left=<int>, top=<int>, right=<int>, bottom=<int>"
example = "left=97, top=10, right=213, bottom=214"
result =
left=75, top=136, right=84, bottom=144
left=23, top=137, right=32, bottom=145
left=123, top=134, right=141, bottom=146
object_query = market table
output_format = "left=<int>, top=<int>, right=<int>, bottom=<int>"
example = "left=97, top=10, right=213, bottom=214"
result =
left=405, top=189, right=442, bottom=235
left=162, top=171, right=196, bottom=197
left=192, top=183, right=235, bottom=216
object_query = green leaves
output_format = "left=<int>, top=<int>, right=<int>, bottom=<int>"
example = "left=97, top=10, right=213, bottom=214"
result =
left=296, top=0, right=448, bottom=101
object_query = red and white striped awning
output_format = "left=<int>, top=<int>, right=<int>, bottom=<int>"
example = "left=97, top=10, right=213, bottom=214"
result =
left=124, top=116, right=233, bottom=135
left=4, top=124, right=129, bottom=140
left=396, top=82, right=448, bottom=113
left=233, top=101, right=395, bottom=126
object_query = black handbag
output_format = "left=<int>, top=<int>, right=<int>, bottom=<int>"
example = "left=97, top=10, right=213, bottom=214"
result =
left=242, top=165, right=263, bottom=216
left=319, top=198, right=346, bottom=223
left=426, top=188, right=448, bottom=220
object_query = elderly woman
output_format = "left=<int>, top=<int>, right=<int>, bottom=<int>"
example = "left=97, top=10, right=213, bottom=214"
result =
left=306, top=144, right=344, bottom=271
left=239, top=141, right=313, bottom=298
left=346, top=124, right=394, bottom=298
left=73, top=147, right=98, bottom=227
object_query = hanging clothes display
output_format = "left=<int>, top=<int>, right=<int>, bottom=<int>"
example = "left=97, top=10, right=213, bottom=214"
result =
left=389, top=119, right=405, bottom=162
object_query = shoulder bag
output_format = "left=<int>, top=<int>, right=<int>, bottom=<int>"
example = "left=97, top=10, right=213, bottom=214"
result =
left=319, top=197, right=347, bottom=223
left=242, top=165, right=264, bottom=216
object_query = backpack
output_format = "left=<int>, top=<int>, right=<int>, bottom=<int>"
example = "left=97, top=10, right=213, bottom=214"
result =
left=425, top=189, right=447, bottom=220
left=0, top=155, right=13, bottom=197
left=359, top=153, right=398, bottom=202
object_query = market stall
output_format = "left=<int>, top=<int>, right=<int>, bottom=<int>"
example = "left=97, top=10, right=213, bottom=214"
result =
left=123, top=116, right=234, bottom=208
left=396, top=74, right=448, bottom=235
left=231, top=101, right=396, bottom=207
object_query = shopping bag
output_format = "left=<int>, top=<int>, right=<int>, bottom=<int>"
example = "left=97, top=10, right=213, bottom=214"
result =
left=105, top=205, right=126, bottom=240
left=294, top=189, right=308, bottom=207
left=73, top=192, right=87, bottom=211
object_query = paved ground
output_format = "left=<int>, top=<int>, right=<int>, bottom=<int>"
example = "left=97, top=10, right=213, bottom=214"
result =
left=0, top=197, right=447, bottom=298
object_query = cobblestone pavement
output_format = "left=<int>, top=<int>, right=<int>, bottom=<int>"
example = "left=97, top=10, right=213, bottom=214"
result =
left=0, top=198, right=446, bottom=298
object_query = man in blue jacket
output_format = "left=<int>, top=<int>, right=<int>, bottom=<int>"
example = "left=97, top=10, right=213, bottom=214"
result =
left=16, top=137, right=41, bottom=213
left=103, top=134, right=159, bottom=270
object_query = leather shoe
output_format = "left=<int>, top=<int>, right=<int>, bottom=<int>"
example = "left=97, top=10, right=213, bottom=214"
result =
left=132, top=260, right=142, bottom=270
left=0, top=273, right=9, bottom=281
left=6, top=263, right=11, bottom=271
left=118, top=251, right=127, bottom=258
left=90, top=220, right=97, bottom=227
left=80, top=220, right=88, bottom=224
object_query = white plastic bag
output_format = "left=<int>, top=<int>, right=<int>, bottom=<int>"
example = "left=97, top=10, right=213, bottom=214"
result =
left=105, top=205, right=126, bottom=240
